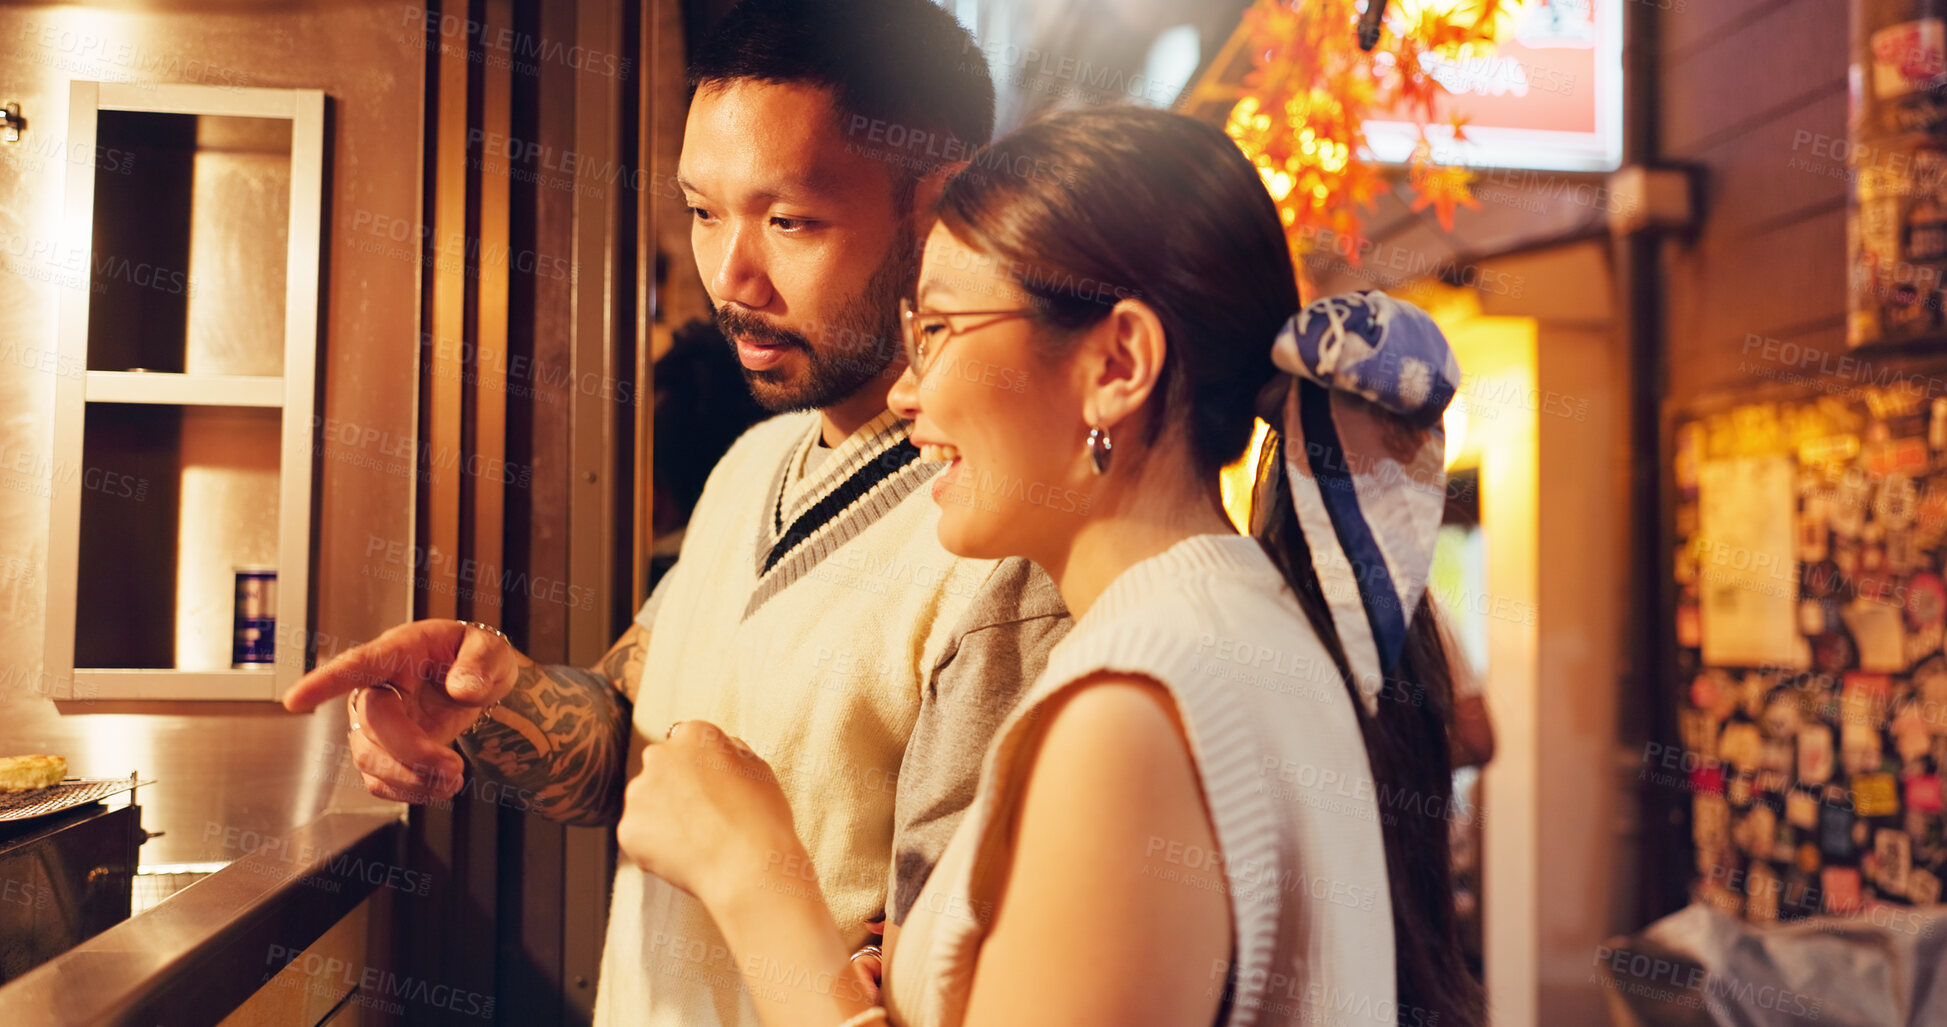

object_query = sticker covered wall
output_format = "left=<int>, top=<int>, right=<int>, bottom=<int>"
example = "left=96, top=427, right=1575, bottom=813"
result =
left=1673, top=381, right=1947, bottom=924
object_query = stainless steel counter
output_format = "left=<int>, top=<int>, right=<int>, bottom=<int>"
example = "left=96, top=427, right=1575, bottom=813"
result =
left=0, top=810, right=402, bottom=1027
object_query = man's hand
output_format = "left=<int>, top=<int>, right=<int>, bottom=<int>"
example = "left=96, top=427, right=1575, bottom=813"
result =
left=283, top=619, right=519, bottom=803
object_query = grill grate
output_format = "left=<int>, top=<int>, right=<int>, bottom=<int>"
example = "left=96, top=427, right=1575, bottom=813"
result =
left=0, top=777, right=150, bottom=823
left=132, top=863, right=224, bottom=914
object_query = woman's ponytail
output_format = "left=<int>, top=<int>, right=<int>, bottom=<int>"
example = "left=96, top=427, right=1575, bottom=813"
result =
left=1254, top=433, right=1486, bottom=1027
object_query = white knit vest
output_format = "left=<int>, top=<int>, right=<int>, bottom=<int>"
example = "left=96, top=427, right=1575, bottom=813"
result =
left=887, top=534, right=1397, bottom=1027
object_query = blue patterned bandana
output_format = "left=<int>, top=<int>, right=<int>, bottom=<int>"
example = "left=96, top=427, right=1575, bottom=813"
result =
left=1280, top=290, right=1460, bottom=429
left=1255, top=290, right=1459, bottom=713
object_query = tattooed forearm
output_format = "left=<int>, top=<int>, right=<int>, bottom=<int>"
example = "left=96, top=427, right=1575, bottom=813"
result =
left=458, top=662, right=633, bottom=826
left=601, top=624, right=648, bottom=704
left=455, top=622, right=647, bottom=825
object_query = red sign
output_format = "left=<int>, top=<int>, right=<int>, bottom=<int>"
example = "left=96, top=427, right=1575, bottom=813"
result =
left=1364, top=0, right=1623, bottom=172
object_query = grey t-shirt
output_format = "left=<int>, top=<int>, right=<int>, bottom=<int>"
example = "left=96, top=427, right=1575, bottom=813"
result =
left=888, top=555, right=1070, bottom=924
left=799, top=438, right=833, bottom=480
left=785, top=434, right=1069, bottom=922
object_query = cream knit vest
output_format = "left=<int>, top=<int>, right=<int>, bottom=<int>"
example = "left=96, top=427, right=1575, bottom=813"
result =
left=887, top=534, right=1397, bottom=1027
left=596, top=411, right=997, bottom=1026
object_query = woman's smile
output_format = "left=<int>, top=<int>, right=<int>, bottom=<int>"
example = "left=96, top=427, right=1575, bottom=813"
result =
left=915, top=441, right=965, bottom=501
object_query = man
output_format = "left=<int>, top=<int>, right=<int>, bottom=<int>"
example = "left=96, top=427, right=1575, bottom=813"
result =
left=281, top=2, right=1069, bottom=1023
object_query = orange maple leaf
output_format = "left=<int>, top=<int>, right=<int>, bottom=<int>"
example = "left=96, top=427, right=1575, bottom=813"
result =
left=1410, top=163, right=1481, bottom=231
left=1225, top=0, right=1525, bottom=250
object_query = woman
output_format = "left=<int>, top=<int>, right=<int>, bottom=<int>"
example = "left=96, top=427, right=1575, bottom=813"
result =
left=618, top=106, right=1482, bottom=1027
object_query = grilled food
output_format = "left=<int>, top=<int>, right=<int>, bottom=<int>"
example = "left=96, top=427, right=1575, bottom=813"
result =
left=0, top=755, right=67, bottom=793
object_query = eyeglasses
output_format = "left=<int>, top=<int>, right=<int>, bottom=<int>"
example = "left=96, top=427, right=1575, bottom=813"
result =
left=898, top=297, right=1038, bottom=379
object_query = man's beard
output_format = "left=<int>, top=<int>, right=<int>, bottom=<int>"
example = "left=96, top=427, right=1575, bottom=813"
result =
left=716, top=232, right=911, bottom=415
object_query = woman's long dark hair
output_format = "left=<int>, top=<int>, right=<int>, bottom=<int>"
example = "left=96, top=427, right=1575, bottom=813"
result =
left=937, top=105, right=1483, bottom=1027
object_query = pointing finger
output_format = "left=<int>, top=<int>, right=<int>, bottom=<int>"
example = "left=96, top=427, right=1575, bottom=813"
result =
left=283, top=620, right=463, bottom=713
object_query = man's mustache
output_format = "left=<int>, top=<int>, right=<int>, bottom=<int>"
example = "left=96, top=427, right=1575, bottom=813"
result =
left=717, top=307, right=808, bottom=350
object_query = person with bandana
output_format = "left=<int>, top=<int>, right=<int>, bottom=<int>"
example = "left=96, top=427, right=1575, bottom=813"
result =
left=618, top=107, right=1486, bottom=1027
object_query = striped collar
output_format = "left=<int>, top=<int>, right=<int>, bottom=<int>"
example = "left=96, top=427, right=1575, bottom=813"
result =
left=744, top=409, right=942, bottom=620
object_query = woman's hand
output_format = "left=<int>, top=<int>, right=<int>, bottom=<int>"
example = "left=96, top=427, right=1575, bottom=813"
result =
left=617, top=720, right=808, bottom=913
left=846, top=916, right=886, bottom=1004
left=622, top=722, right=879, bottom=1027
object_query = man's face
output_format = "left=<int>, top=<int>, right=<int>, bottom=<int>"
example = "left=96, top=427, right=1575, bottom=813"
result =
left=679, top=80, right=913, bottom=413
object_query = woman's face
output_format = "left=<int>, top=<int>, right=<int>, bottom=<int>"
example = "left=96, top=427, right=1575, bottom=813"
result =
left=891, top=223, right=1099, bottom=561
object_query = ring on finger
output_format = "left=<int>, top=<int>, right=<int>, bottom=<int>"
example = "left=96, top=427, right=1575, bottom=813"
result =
left=460, top=619, right=511, bottom=647
left=849, top=944, right=883, bottom=963
left=349, top=681, right=405, bottom=733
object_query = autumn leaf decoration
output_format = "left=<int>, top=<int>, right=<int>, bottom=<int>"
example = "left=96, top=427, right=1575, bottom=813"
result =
left=1225, top=0, right=1527, bottom=258
left=1410, top=141, right=1482, bottom=230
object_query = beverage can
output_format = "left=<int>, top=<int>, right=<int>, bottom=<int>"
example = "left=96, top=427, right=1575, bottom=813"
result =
left=233, top=566, right=277, bottom=668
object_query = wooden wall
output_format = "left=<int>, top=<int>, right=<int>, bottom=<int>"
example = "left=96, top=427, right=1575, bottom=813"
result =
left=1660, top=0, right=1850, bottom=409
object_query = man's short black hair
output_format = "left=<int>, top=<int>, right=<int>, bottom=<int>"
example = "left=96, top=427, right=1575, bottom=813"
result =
left=689, top=0, right=996, bottom=188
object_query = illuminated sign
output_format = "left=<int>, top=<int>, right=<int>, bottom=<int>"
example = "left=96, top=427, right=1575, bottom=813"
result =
left=1363, top=0, right=1625, bottom=173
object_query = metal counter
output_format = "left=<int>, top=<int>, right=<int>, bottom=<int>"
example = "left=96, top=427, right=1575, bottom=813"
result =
left=0, top=810, right=402, bottom=1027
